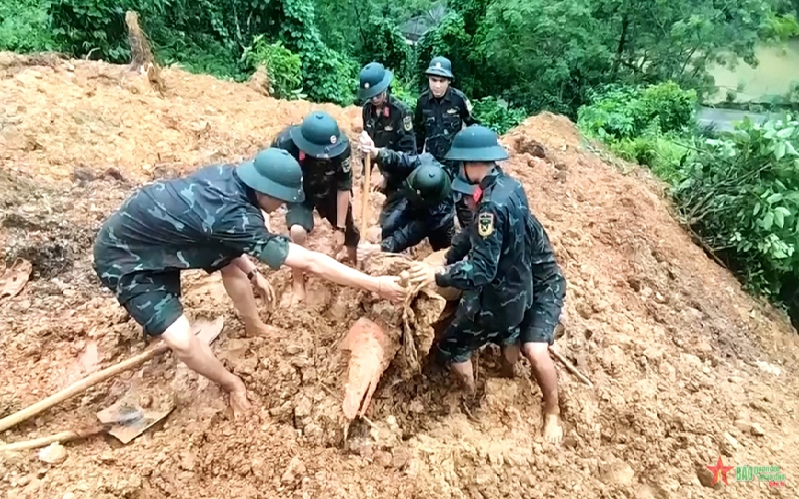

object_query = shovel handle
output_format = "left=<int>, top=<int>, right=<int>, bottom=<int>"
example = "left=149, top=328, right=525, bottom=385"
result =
left=0, top=426, right=105, bottom=452
left=0, top=343, right=169, bottom=433
left=360, top=153, right=372, bottom=237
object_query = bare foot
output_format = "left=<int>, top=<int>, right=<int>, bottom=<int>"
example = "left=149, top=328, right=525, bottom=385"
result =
left=543, top=413, right=563, bottom=444
left=245, top=321, right=277, bottom=337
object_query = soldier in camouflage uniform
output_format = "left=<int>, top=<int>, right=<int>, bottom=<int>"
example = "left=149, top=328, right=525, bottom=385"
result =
left=272, top=111, right=359, bottom=303
left=355, top=149, right=455, bottom=260
left=93, top=148, right=407, bottom=417
left=435, top=129, right=568, bottom=444
left=413, top=56, right=477, bottom=229
left=358, top=62, right=418, bottom=225
left=407, top=125, right=533, bottom=387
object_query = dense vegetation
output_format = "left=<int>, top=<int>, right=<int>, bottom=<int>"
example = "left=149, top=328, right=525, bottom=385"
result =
left=1, top=0, right=798, bottom=319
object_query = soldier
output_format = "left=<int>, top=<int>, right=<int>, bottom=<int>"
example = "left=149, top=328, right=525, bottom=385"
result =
left=409, top=125, right=566, bottom=444
left=355, top=147, right=455, bottom=260
left=449, top=154, right=567, bottom=444
left=93, top=148, right=407, bottom=417
left=272, top=111, right=359, bottom=303
left=413, top=56, right=477, bottom=228
left=358, top=62, right=417, bottom=225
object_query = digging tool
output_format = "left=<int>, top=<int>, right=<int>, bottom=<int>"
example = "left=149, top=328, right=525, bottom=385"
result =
left=0, top=316, right=225, bottom=433
left=360, top=153, right=372, bottom=236
left=549, top=346, right=593, bottom=387
left=0, top=426, right=107, bottom=452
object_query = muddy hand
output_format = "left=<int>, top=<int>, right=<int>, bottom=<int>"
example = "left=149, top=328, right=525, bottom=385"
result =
left=359, top=131, right=375, bottom=152
left=226, top=377, right=252, bottom=419
left=407, top=262, right=438, bottom=287
left=252, top=273, right=275, bottom=309
left=333, top=229, right=345, bottom=250
left=376, top=276, right=408, bottom=303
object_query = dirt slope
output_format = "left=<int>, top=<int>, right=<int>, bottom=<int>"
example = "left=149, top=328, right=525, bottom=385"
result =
left=2, top=52, right=799, bottom=499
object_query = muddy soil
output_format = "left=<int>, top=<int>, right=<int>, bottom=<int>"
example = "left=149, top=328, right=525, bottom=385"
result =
left=2, top=53, right=799, bottom=499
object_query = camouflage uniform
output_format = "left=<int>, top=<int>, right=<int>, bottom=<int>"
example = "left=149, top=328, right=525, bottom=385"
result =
left=519, top=214, right=567, bottom=345
left=435, top=168, right=535, bottom=363
left=413, top=88, right=477, bottom=228
left=272, top=125, right=360, bottom=247
left=364, top=95, right=418, bottom=224
left=375, top=151, right=456, bottom=253
left=363, top=94, right=416, bottom=156
left=93, top=165, right=290, bottom=336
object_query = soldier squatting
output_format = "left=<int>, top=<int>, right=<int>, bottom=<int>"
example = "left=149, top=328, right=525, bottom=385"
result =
left=93, top=56, right=567, bottom=443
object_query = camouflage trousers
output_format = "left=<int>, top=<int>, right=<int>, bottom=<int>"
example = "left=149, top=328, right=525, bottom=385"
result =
left=95, top=265, right=185, bottom=337
left=522, top=273, right=567, bottom=344
left=286, top=191, right=360, bottom=247
left=437, top=308, right=521, bottom=364
left=436, top=275, right=566, bottom=363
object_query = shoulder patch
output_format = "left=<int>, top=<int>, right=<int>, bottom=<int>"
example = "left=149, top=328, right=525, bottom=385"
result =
left=341, top=156, right=351, bottom=173
left=403, top=115, right=413, bottom=132
left=465, top=98, right=473, bottom=113
left=477, top=212, right=494, bottom=238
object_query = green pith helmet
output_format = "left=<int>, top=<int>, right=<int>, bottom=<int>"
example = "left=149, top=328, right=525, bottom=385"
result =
left=237, top=148, right=305, bottom=203
left=444, top=125, right=509, bottom=162
left=406, top=155, right=451, bottom=205
left=425, top=56, right=454, bottom=80
left=359, top=62, right=394, bottom=101
left=289, top=111, right=349, bottom=158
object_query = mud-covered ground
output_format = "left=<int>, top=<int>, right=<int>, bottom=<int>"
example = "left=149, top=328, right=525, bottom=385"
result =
left=1, top=53, right=799, bottom=499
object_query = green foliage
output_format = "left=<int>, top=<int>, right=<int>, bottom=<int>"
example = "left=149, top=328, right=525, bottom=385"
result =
left=471, top=97, right=527, bottom=135
left=49, top=0, right=134, bottom=62
left=578, top=82, right=698, bottom=142
left=359, top=16, right=410, bottom=74
left=279, top=0, right=357, bottom=106
left=390, top=78, right=420, bottom=109
left=242, top=37, right=303, bottom=98
left=0, top=0, right=55, bottom=52
left=673, top=116, right=799, bottom=297
left=608, top=133, right=691, bottom=184
left=762, top=13, right=799, bottom=41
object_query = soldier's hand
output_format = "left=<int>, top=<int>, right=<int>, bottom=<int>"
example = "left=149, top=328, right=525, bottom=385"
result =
left=371, top=171, right=384, bottom=190
left=359, top=133, right=378, bottom=156
left=357, top=242, right=381, bottom=261
left=407, top=262, right=439, bottom=288
left=252, top=273, right=275, bottom=308
left=333, top=229, right=345, bottom=248
left=375, top=276, right=408, bottom=303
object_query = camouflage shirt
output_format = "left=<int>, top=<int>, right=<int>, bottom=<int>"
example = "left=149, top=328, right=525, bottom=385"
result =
left=272, top=126, right=353, bottom=201
left=376, top=151, right=456, bottom=253
left=94, top=165, right=290, bottom=283
left=413, top=87, right=477, bottom=161
left=363, top=94, right=417, bottom=155
left=437, top=168, right=535, bottom=329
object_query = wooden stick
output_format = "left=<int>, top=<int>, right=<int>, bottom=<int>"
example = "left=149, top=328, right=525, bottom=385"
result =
left=0, top=426, right=105, bottom=452
left=549, top=347, right=593, bottom=388
left=360, top=153, right=372, bottom=237
left=0, top=343, right=169, bottom=433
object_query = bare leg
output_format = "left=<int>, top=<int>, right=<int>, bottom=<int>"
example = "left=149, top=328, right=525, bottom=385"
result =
left=161, top=315, right=250, bottom=417
left=220, top=263, right=269, bottom=337
left=450, top=359, right=476, bottom=395
left=346, top=245, right=357, bottom=264
left=522, top=342, right=563, bottom=444
left=500, top=343, right=520, bottom=378
left=289, top=225, right=308, bottom=304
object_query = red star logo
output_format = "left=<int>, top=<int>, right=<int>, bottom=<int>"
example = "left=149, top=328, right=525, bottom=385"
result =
left=706, top=455, right=735, bottom=485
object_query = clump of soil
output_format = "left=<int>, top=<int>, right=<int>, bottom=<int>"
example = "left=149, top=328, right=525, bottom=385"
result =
left=1, top=53, right=799, bottom=499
